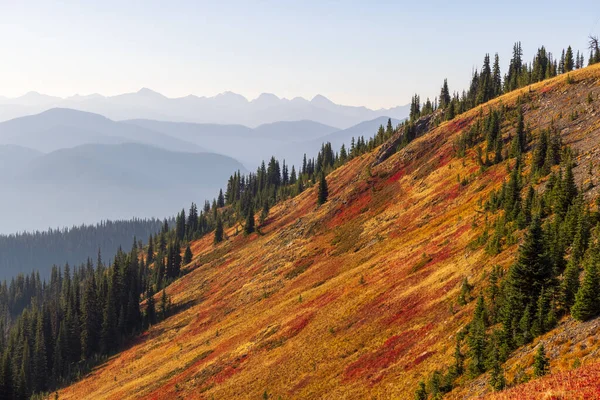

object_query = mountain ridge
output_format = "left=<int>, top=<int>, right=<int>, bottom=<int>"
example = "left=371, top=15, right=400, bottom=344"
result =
left=0, top=89, right=410, bottom=128
left=56, top=57, right=600, bottom=400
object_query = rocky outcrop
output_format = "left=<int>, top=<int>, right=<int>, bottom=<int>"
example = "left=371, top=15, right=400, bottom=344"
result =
left=373, top=110, right=441, bottom=166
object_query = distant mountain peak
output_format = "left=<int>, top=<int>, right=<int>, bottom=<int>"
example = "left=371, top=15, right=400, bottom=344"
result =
left=136, top=88, right=166, bottom=98
left=311, top=94, right=334, bottom=106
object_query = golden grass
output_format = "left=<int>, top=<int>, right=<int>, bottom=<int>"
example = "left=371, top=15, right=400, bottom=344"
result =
left=58, top=64, right=600, bottom=399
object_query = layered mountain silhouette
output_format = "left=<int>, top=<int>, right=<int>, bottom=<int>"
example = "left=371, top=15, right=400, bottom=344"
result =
left=127, top=116, right=402, bottom=167
left=0, top=142, right=246, bottom=234
left=0, top=89, right=410, bottom=128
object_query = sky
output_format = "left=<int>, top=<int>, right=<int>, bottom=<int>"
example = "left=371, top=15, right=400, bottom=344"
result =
left=0, top=0, right=598, bottom=109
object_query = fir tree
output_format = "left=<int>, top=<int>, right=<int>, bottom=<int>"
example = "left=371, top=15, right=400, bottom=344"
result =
left=214, top=216, right=224, bottom=244
left=560, top=259, right=580, bottom=312
left=160, top=289, right=169, bottom=319
left=245, top=205, right=255, bottom=235
left=145, top=286, right=157, bottom=326
left=183, top=244, right=193, bottom=265
left=317, top=172, right=329, bottom=205
left=414, top=381, right=428, bottom=400
left=533, top=344, right=549, bottom=377
left=33, top=315, right=47, bottom=392
left=571, top=241, right=600, bottom=321
left=488, top=343, right=506, bottom=391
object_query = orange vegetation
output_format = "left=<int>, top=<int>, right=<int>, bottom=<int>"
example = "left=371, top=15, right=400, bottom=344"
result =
left=59, top=64, right=600, bottom=399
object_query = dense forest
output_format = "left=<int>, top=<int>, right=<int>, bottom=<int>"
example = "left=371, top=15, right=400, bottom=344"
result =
left=0, top=39, right=598, bottom=398
left=0, top=218, right=168, bottom=280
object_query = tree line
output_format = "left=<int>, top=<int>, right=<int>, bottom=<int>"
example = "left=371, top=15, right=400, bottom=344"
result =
left=0, top=218, right=167, bottom=281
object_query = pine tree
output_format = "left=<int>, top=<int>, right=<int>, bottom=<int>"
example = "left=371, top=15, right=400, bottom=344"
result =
left=488, top=343, right=506, bottom=391
left=217, top=189, right=225, bottom=208
left=81, top=275, right=100, bottom=359
left=440, top=79, right=451, bottom=109
left=183, top=244, right=193, bottom=265
left=560, top=258, right=580, bottom=312
left=160, top=289, right=169, bottom=319
left=146, top=286, right=157, bottom=326
left=453, top=340, right=464, bottom=376
left=492, top=53, right=502, bottom=97
left=533, top=344, right=549, bottom=377
left=317, top=172, right=328, bottom=205
left=214, top=216, right=224, bottom=244
left=33, top=315, right=47, bottom=392
left=571, top=246, right=600, bottom=321
left=565, top=46, right=574, bottom=72
left=414, top=381, right=428, bottom=400
left=244, top=205, right=255, bottom=235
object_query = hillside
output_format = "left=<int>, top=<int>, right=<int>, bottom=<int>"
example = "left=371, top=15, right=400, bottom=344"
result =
left=58, top=64, right=600, bottom=399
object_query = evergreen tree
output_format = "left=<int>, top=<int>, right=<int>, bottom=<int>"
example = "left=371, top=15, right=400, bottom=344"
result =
left=560, top=259, right=580, bottom=312
left=183, top=244, right=193, bottom=265
left=245, top=205, right=255, bottom=235
left=317, top=172, right=329, bottom=205
left=145, top=286, right=157, bottom=326
left=214, top=216, right=224, bottom=244
left=571, top=236, right=600, bottom=321
left=81, top=275, right=100, bottom=359
left=414, top=381, right=428, bottom=400
left=160, top=289, right=169, bottom=319
left=492, top=53, right=502, bottom=97
left=533, top=344, right=549, bottom=377
left=565, top=46, right=574, bottom=72
left=33, top=315, right=47, bottom=392
left=488, top=343, right=506, bottom=391
left=217, top=189, right=225, bottom=208
left=439, top=79, right=451, bottom=109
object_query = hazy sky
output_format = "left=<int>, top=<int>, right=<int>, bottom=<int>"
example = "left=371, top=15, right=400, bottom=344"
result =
left=1, top=1, right=598, bottom=108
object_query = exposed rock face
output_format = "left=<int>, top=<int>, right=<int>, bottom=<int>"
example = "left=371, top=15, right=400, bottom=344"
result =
left=373, top=110, right=440, bottom=166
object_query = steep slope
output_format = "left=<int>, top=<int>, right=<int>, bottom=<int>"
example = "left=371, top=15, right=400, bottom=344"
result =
left=59, top=64, right=600, bottom=399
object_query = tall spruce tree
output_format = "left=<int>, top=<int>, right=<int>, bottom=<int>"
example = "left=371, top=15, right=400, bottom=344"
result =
left=317, top=172, right=329, bottom=205
left=571, top=233, right=600, bottom=321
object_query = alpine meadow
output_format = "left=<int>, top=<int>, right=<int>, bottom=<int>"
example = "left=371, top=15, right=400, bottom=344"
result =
left=1, top=2, right=600, bottom=400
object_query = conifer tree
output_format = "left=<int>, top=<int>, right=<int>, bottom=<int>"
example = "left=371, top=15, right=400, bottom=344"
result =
left=160, top=289, right=169, bottom=319
left=146, top=286, right=157, bottom=326
left=414, top=381, right=428, bottom=400
left=533, top=344, right=549, bottom=377
left=571, top=240, right=600, bottom=321
left=560, top=256, right=580, bottom=311
left=183, top=244, right=193, bottom=265
left=245, top=205, right=255, bottom=235
left=317, top=172, right=328, bottom=205
left=214, top=216, right=224, bottom=244
left=492, top=53, right=502, bottom=97
left=81, top=275, right=100, bottom=359
left=33, top=315, right=47, bottom=392
left=217, top=189, right=225, bottom=208
left=565, top=46, right=574, bottom=72
left=488, top=343, right=506, bottom=391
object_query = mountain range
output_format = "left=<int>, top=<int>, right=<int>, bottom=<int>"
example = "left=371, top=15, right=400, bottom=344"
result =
left=0, top=89, right=410, bottom=128
left=0, top=142, right=245, bottom=234
left=0, top=108, right=399, bottom=233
